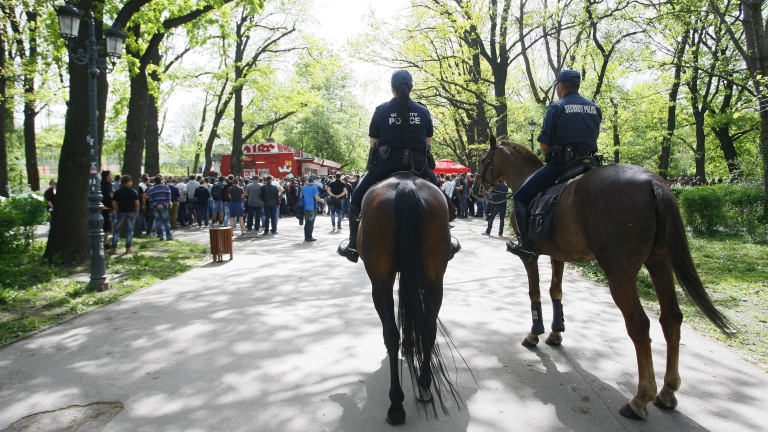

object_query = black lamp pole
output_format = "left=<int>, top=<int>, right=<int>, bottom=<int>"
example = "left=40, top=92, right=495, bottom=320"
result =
left=84, top=14, right=108, bottom=291
left=528, top=120, right=537, bottom=152
left=56, top=1, right=126, bottom=291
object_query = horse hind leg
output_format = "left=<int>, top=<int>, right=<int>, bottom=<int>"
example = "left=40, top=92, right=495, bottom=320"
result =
left=545, top=259, right=565, bottom=346
left=646, top=256, right=682, bottom=410
left=604, top=269, right=656, bottom=419
left=372, top=280, right=406, bottom=425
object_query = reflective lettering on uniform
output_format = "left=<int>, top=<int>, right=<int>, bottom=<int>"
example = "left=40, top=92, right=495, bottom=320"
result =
left=564, top=104, right=598, bottom=114
left=389, top=113, right=422, bottom=124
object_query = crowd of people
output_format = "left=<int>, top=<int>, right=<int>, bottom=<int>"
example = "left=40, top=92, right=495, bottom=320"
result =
left=44, top=166, right=736, bottom=256
left=666, top=175, right=726, bottom=187
left=84, top=168, right=511, bottom=253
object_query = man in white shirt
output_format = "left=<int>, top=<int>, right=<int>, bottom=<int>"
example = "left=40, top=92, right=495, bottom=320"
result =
left=441, top=174, right=455, bottom=199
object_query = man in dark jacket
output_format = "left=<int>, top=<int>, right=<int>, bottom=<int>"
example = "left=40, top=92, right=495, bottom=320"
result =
left=245, top=175, right=264, bottom=233
left=259, top=175, right=279, bottom=235
left=100, top=171, right=114, bottom=248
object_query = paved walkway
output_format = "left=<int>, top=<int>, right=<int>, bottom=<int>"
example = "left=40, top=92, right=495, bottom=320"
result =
left=6, top=214, right=768, bottom=431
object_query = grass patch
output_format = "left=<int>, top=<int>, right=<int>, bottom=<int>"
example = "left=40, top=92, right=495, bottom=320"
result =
left=571, top=232, right=768, bottom=368
left=0, top=238, right=208, bottom=345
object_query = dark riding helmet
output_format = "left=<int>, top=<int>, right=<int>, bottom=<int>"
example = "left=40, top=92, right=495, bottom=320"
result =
left=391, top=69, right=413, bottom=88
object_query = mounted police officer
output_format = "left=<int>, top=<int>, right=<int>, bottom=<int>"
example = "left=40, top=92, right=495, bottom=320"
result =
left=507, top=70, right=602, bottom=262
left=337, top=69, right=460, bottom=263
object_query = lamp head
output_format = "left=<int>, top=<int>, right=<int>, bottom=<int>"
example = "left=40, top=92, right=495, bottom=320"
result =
left=104, top=24, right=128, bottom=58
left=54, top=1, right=84, bottom=39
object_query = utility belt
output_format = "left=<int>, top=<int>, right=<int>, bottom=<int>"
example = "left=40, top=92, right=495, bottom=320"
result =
left=545, top=145, right=594, bottom=164
left=366, top=145, right=434, bottom=172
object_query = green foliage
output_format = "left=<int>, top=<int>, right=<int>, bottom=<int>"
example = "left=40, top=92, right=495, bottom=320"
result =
left=677, top=184, right=766, bottom=237
left=0, top=238, right=208, bottom=345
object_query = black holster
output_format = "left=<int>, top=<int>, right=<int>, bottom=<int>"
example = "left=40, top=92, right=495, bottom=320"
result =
left=378, top=145, right=391, bottom=162
left=427, top=146, right=436, bottom=170
left=366, top=147, right=377, bottom=173
left=403, top=149, right=414, bottom=170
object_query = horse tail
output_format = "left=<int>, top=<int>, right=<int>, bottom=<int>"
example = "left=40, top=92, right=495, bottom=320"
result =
left=394, top=180, right=461, bottom=417
left=652, top=180, right=735, bottom=334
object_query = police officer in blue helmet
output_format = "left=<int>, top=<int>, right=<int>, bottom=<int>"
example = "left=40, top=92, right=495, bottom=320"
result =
left=507, top=69, right=602, bottom=262
left=338, top=69, right=460, bottom=263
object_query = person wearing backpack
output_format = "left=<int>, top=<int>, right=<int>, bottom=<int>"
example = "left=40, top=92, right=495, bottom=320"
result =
left=210, top=176, right=226, bottom=225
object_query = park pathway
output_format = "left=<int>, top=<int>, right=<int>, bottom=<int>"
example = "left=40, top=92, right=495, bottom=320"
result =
left=5, top=214, right=768, bottom=431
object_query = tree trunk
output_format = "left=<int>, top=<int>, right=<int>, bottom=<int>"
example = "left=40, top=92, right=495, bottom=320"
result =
left=23, top=11, right=39, bottom=191
left=612, top=102, right=620, bottom=163
left=741, top=0, right=768, bottom=216
left=143, top=40, right=162, bottom=176
left=121, top=67, right=148, bottom=181
left=658, top=35, right=688, bottom=179
left=144, top=91, right=160, bottom=175
left=0, top=28, right=8, bottom=198
left=44, top=8, right=102, bottom=263
left=692, top=109, right=706, bottom=180
left=229, top=68, right=244, bottom=177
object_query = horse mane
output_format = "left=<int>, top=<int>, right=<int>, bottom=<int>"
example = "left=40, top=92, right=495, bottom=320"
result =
left=497, top=140, right=544, bottom=169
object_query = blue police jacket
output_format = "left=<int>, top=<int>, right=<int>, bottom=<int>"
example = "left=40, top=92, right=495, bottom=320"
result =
left=537, top=91, right=602, bottom=153
left=369, top=98, right=433, bottom=152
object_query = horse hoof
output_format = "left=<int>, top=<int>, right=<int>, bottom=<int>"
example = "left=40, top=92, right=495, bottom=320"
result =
left=653, top=394, right=678, bottom=410
left=386, top=404, right=406, bottom=425
left=415, top=387, right=433, bottom=403
left=521, top=334, right=539, bottom=348
left=545, top=332, right=562, bottom=346
left=619, top=402, right=649, bottom=420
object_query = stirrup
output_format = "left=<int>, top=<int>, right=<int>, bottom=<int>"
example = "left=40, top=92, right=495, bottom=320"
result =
left=506, top=240, right=535, bottom=262
left=336, top=239, right=359, bottom=263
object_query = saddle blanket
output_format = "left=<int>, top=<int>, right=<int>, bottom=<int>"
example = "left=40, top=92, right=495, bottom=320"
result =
left=528, top=178, right=577, bottom=242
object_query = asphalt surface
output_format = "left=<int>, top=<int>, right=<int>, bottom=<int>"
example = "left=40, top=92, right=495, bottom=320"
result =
left=4, top=214, right=767, bottom=431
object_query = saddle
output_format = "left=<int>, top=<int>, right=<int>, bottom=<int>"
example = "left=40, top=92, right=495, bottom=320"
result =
left=526, top=156, right=599, bottom=242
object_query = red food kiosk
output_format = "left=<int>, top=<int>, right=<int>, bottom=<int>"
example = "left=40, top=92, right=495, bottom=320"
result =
left=216, top=139, right=341, bottom=178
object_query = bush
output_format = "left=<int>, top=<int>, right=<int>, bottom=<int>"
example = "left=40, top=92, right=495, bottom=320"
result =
left=0, top=195, right=47, bottom=252
left=677, top=183, right=766, bottom=237
left=679, top=186, right=727, bottom=234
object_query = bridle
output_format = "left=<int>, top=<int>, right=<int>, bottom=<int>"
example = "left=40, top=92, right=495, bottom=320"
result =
left=477, top=147, right=514, bottom=204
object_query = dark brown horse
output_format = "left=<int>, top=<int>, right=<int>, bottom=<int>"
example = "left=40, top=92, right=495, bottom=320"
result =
left=473, top=137, right=733, bottom=420
left=358, top=172, right=462, bottom=424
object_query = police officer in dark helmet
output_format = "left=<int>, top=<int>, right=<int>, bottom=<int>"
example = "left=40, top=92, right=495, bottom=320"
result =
left=337, top=69, right=460, bottom=263
left=507, top=69, right=602, bottom=262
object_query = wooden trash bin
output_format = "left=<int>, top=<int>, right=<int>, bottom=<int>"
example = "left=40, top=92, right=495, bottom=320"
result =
left=209, top=227, right=233, bottom=261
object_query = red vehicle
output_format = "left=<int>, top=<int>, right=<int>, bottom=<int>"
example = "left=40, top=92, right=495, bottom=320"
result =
left=217, top=139, right=341, bottom=178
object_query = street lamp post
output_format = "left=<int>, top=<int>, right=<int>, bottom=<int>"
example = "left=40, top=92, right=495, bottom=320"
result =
left=55, top=1, right=127, bottom=291
left=528, top=120, right=537, bottom=152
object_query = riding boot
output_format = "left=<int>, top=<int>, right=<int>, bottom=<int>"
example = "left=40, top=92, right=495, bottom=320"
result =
left=506, top=201, right=535, bottom=262
left=337, top=205, right=360, bottom=263
left=443, top=191, right=461, bottom=259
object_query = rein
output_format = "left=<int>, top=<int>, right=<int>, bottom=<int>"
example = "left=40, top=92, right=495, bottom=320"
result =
left=478, top=147, right=515, bottom=204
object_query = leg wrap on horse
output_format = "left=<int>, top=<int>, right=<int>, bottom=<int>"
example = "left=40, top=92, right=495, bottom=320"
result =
left=552, top=299, right=565, bottom=332
left=531, top=301, right=545, bottom=335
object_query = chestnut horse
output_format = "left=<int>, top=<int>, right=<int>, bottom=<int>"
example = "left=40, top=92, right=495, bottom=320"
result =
left=358, top=172, right=461, bottom=424
left=473, top=137, right=733, bottom=420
